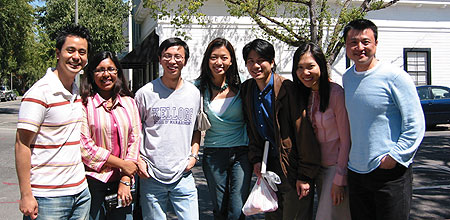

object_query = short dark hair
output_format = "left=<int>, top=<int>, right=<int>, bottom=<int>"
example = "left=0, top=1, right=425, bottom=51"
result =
left=291, top=42, right=330, bottom=112
left=343, top=19, right=378, bottom=43
left=55, top=24, right=91, bottom=52
left=242, top=39, right=277, bottom=72
left=81, top=51, right=133, bottom=105
left=197, top=38, right=241, bottom=95
left=157, top=37, right=190, bottom=63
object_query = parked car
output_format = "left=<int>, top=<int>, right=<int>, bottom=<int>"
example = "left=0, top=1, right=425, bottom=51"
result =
left=416, top=85, right=450, bottom=127
left=0, top=85, right=12, bottom=101
left=9, top=90, right=17, bottom=100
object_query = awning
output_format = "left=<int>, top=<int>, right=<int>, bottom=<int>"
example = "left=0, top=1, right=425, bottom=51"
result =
left=120, top=31, right=159, bottom=69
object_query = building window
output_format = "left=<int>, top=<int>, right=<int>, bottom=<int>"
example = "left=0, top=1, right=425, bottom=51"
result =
left=403, top=48, right=431, bottom=86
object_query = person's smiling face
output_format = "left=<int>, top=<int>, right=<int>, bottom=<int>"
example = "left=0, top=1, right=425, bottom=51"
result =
left=159, top=46, right=186, bottom=79
left=93, top=58, right=117, bottom=99
left=209, top=46, right=232, bottom=77
left=56, top=35, right=88, bottom=78
left=296, top=52, right=321, bottom=91
left=245, top=50, right=273, bottom=84
left=345, top=28, right=378, bottom=71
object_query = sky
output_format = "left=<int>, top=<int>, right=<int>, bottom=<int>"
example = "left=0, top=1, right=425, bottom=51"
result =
left=30, top=0, right=45, bottom=7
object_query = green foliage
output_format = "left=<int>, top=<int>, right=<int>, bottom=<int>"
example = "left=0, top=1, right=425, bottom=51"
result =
left=37, top=0, right=129, bottom=54
left=0, top=0, right=34, bottom=84
left=143, top=0, right=207, bottom=40
left=144, top=0, right=397, bottom=65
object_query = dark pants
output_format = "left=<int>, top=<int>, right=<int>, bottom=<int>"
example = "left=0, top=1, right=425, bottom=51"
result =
left=264, top=157, right=315, bottom=220
left=348, top=164, right=412, bottom=220
left=87, top=177, right=134, bottom=220
left=202, top=146, right=252, bottom=220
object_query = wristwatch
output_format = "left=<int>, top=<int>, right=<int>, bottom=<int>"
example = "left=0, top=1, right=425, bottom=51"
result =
left=119, top=180, right=131, bottom=186
left=189, top=153, right=199, bottom=161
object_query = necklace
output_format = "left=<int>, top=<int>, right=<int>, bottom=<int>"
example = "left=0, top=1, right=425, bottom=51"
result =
left=211, top=82, right=228, bottom=92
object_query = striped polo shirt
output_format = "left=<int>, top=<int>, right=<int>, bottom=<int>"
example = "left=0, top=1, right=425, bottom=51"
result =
left=17, top=68, right=87, bottom=197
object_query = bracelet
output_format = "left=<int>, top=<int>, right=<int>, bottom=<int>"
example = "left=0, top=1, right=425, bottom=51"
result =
left=119, top=180, right=131, bottom=186
left=189, top=153, right=199, bottom=161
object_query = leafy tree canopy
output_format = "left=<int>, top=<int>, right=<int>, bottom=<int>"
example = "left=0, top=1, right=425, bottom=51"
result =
left=0, top=0, right=34, bottom=84
left=144, top=0, right=397, bottom=65
left=37, top=0, right=130, bottom=55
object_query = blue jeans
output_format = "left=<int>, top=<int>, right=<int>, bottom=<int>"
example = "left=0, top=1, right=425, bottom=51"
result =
left=87, top=177, right=134, bottom=220
left=202, top=146, right=252, bottom=220
left=140, top=171, right=198, bottom=220
left=24, top=187, right=91, bottom=220
left=348, top=164, right=413, bottom=220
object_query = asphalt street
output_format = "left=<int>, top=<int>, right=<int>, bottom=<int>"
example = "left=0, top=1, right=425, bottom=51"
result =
left=0, top=98, right=449, bottom=219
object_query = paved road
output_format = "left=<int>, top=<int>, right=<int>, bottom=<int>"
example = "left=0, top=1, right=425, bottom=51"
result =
left=0, top=98, right=449, bottom=219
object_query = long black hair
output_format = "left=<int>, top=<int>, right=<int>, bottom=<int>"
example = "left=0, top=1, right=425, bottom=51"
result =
left=197, top=38, right=241, bottom=95
left=80, top=51, right=133, bottom=105
left=291, top=42, right=330, bottom=112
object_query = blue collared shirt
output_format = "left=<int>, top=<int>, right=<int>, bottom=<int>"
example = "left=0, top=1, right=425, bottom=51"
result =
left=252, top=73, right=277, bottom=156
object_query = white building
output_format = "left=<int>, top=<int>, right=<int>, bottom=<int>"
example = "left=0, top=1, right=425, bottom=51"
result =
left=120, top=0, right=450, bottom=91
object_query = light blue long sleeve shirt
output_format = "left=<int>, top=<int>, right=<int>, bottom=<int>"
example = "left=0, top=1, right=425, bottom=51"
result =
left=343, top=62, right=425, bottom=174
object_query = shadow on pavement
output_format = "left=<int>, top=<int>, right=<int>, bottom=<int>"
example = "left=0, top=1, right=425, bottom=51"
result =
left=411, top=133, right=450, bottom=219
left=0, top=107, right=19, bottom=114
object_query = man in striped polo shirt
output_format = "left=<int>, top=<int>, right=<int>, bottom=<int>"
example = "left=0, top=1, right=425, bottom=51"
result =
left=15, top=24, right=92, bottom=220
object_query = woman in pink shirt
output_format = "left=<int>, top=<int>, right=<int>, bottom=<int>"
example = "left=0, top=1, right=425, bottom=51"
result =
left=80, top=51, right=142, bottom=220
left=291, top=43, right=351, bottom=220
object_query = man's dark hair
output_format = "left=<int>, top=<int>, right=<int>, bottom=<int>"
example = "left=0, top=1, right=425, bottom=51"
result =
left=343, top=19, right=378, bottom=42
left=157, top=37, right=190, bottom=63
left=55, top=24, right=91, bottom=52
left=242, top=39, right=277, bottom=72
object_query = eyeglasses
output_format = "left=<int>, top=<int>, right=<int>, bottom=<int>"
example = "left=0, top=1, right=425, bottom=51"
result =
left=94, top=67, right=118, bottom=75
left=161, top=53, right=184, bottom=62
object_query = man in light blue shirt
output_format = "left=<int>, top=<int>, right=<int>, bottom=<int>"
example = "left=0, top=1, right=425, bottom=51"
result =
left=342, top=19, right=425, bottom=220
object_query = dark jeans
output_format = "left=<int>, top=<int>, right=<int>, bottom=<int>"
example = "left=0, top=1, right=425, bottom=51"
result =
left=87, top=177, right=134, bottom=220
left=264, top=175, right=315, bottom=220
left=202, top=146, right=252, bottom=220
left=348, top=164, right=412, bottom=220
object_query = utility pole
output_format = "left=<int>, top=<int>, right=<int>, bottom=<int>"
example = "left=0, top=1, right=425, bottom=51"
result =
left=75, top=0, right=78, bottom=24
left=75, top=0, right=80, bottom=87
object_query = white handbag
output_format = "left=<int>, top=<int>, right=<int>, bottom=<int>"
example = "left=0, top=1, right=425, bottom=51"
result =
left=197, top=94, right=211, bottom=131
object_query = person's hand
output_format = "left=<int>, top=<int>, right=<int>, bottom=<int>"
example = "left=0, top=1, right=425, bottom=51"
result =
left=121, top=160, right=138, bottom=177
left=331, top=183, right=345, bottom=206
left=117, top=181, right=133, bottom=207
left=184, top=156, right=196, bottom=172
left=253, top=162, right=262, bottom=178
left=19, top=194, right=38, bottom=220
left=296, top=180, right=310, bottom=200
left=136, top=157, right=150, bottom=179
left=379, top=155, right=397, bottom=169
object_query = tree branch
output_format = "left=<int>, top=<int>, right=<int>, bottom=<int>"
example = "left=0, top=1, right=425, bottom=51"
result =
left=279, top=0, right=310, bottom=5
left=256, top=11, right=304, bottom=41
left=250, top=14, right=303, bottom=45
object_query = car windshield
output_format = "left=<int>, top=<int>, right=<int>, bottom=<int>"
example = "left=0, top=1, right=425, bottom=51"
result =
left=431, top=88, right=450, bottom=99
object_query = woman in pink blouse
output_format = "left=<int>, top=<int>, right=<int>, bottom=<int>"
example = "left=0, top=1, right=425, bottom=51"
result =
left=80, top=51, right=141, bottom=220
left=291, top=43, right=352, bottom=220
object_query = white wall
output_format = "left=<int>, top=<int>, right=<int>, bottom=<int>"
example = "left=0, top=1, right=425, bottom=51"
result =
left=137, top=0, right=450, bottom=86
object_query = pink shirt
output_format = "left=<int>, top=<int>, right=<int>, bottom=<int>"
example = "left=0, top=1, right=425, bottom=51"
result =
left=80, top=94, right=141, bottom=183
left=308, top=82, right=351, bottom=186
